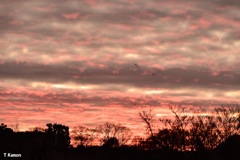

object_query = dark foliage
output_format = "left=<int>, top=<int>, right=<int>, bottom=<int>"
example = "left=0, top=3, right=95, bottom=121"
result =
left=45, top=123, right=70, bottom=149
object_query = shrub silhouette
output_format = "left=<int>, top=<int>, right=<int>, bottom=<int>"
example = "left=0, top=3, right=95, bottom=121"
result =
left=214, top=134, right=240, bottom=160
left=102, top=137, right=119, bottom=148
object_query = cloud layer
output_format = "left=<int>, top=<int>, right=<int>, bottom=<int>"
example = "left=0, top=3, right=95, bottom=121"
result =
left=0, top=0, right=240, bottom=134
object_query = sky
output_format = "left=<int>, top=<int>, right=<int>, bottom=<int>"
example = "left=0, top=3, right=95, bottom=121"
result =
left=0, top=0, right=240, bottom=135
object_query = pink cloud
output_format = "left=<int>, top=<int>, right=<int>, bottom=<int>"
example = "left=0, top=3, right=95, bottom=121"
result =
left=10, top=20, right=24, bottom=25
left=139, top=10, right=156, bottom=18
left=36, top=4, right=55, bottom=12
left=138, top=26, right=154, bottom=31
left=109, top=23, right=133, bottom=31
left=189, top=24, right=198, bottom=31
left=214, top=15, right=240, bottom=27
left=97, top=64, right=107, bottom=69
left=198, top=18, right=211, bottom=28
left=62, top=13, right=80, bottom=20
left=84, top=0, right=97, bottom=5
left=211, top=71, right=219, bottom=76
left=74, top=41, right=90, bottom=46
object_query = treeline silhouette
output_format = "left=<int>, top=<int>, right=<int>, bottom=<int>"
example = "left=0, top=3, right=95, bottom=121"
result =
left=0, top=106, right=239, bottom=160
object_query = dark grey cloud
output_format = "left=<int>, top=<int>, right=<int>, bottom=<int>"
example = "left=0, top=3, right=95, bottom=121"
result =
left=0, top=61, right=240, bottom=91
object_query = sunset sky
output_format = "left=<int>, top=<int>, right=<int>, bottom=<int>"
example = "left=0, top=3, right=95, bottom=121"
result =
left=0, top=0, right=240, bottom=135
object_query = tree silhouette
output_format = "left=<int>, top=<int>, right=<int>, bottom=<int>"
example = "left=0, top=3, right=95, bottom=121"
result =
left=139, top=109, right=158, bottom=149
left=189, top=115, right=219, bottom=150
left=45, top=123, right=70, bottom=149
left=139, top=110, right=155, bottom=138
left=0, top=123, right=13, bottom=135
left=159, top=106, right=192, bottom=151
left=72, top=126, right=98, bottom=147
left=139, top=105, right=240, bottom=151
left=215, top=106, right=240, bottom=141
left=98, top=122, right=131, bottom=147
left=0, top=123, right=14, bottom=148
